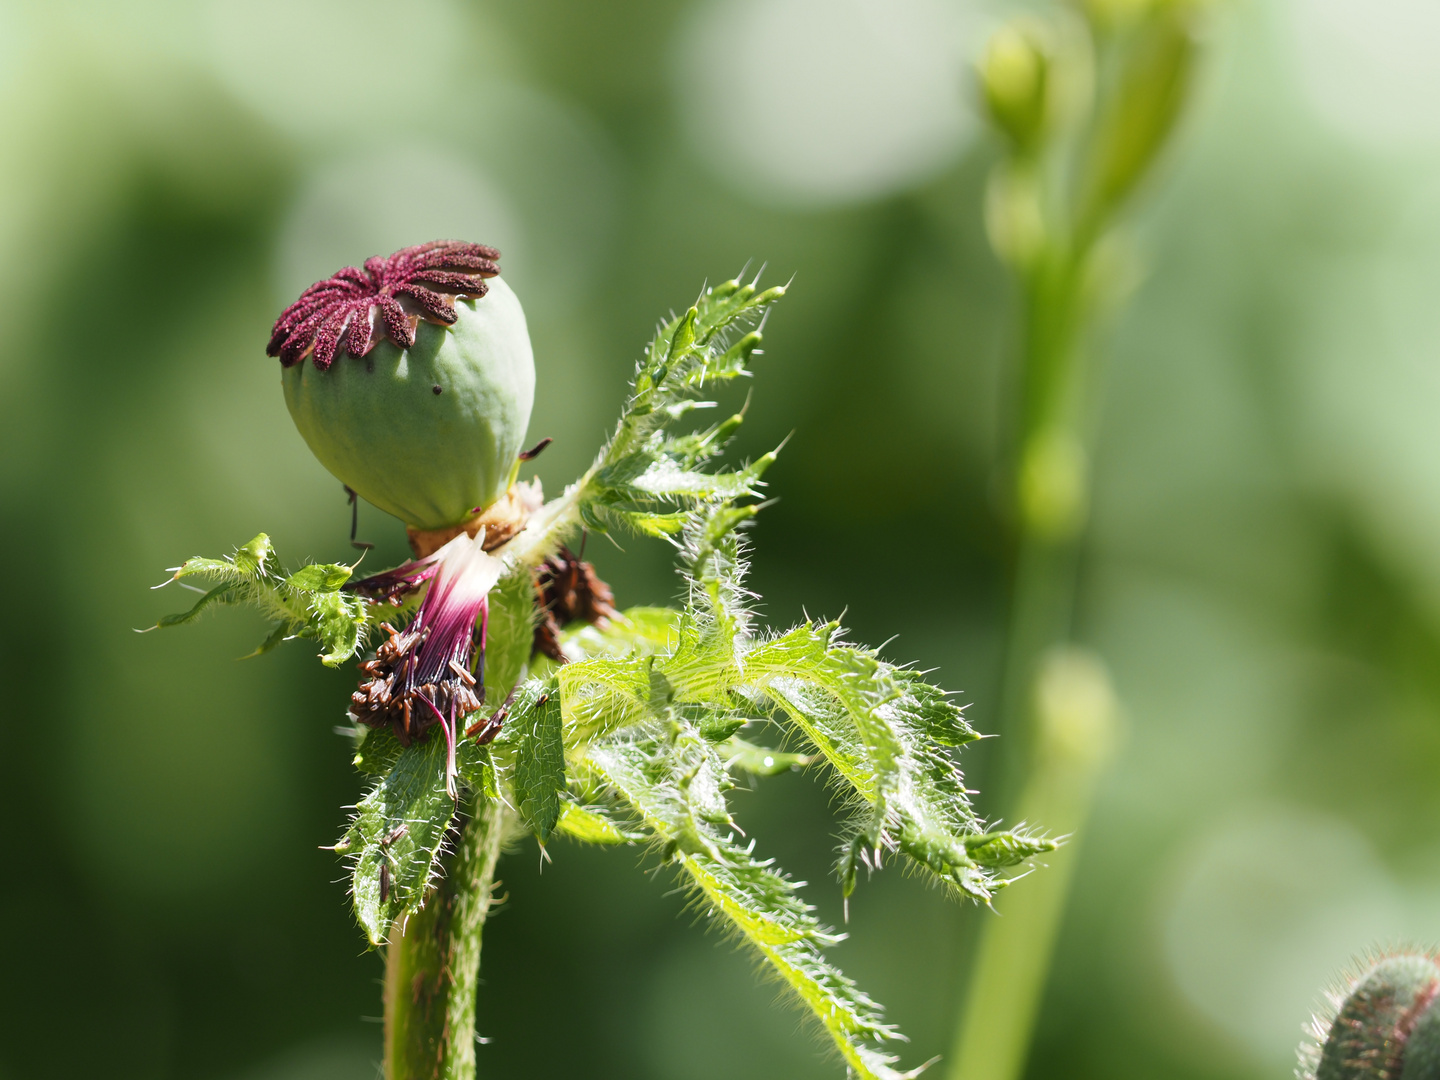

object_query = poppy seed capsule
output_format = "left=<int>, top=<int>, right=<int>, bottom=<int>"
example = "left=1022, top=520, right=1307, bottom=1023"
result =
left=1305, top=952, right=1440, bottom=1080
left=271, top=242, right=535, bottom=533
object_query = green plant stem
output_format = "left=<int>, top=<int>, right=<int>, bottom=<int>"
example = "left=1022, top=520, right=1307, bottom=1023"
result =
left=948, top=248, right=1101, bottom=1080
left=996, top=251, right=1091, bottom=797
left=385, top=796, right=508, bottom=1080
left=994, top=525, right=1083, bottom=796
left=947, top=675, right=1114, bottom=1080
left=1018, top=253, right=1087, bottom=444
left=950, top=5, right=1206, bottom=1062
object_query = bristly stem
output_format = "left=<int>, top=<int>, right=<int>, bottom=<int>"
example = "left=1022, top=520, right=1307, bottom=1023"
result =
left=385, top=796, right=508, bottom=1080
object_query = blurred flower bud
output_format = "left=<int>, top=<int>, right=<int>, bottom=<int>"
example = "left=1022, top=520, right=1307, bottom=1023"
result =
left=1082, top=0, right=1212, bottom=33
left=1080, top=0, right=1155, bottom=33
left=1302, top=952, right=1440, bottom=1080
left=1079, top=228, right=1146, bottom=318
left=1034, top=646, right=1119, bottom=771
left=985, top=164, right=1047, bottom=268
left=981, top=23, right=1052, bottom=151
left=270, top=242, right=535, bottom=533
left=1074, top=5, right=1200, bottom=237
left=1019, top=429, right=1088, bottom=541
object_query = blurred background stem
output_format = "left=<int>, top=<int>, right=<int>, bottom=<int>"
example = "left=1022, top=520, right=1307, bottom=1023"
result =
left=947, top=4, right=1206, bottom=1077
left=385, top=798, right=508, bottom=1080
left=950, top=235, right=1114, bottom=1080
left=996, top=250, right=1091, bottom=801
left=951, top=647, right=1117, bottom=1080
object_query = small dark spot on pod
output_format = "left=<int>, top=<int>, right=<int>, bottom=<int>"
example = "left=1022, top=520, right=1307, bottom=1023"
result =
left=432, top=384, right=443, bottom=395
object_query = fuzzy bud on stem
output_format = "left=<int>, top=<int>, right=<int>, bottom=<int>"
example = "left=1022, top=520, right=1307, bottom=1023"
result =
left=1304, top=952, right=1440, bottom=1080
left=981, top=23, right=1053, bottom=152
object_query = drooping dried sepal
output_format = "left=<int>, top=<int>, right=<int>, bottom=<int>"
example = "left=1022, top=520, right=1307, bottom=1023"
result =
left=1302, top=951, right=1440, bottom=1080
left=532, top=546, right=619, bottom=662
left=267, top=240, right=501, bottom=370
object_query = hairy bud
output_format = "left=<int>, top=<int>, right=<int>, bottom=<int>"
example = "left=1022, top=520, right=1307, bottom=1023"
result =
left=1303, top=952, right=1440, bottom=1080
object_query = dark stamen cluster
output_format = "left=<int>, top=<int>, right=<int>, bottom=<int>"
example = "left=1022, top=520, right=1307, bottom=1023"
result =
left=533, top=548, right=619, bottom=662
left=268, top=240, right=501, bottom=370
left=349, top=622, right=483, bottom=745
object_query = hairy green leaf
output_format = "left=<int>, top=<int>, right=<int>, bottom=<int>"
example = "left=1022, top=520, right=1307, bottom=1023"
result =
left=483, top=570, right=536, bottom=704
left=587, top=729, right=923, bottom=1080
left=559, top=606, right=680, bottom=661
left=509, top=681, right=566, bottom=842
left=573, top=273, right=786, bottom=542
left=155, top=581, right=241, bottom=628
left=232, top=533, right=273, bottom=576
left=742, top=624, right=1037, bottom=901
left=719, top=736, right=814, bottom=776
left=338, top=736, right=456, bottom=946
left=283, top=563, right=353, bottom=592
left=352, top=726, right=404, bottom=777
left=152, top=535, right=371, bottom=666
left=965, top=830, right=1059, bottom=869
left=554, top=802, right=640, bottom=845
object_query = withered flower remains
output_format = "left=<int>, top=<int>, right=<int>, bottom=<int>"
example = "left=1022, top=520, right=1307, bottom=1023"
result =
left=532, top=546, right=620, bottom=662
left=348, top=531, right=504, bottom=795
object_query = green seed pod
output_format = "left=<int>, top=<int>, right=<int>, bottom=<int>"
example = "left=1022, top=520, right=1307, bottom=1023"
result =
left=268, top=242, right=535, bottom=532
left=1304, top=952, right=1440, bottom=1080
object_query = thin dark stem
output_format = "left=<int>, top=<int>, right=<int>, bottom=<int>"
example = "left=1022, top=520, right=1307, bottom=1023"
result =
left=347, top=485, right=375, bottom=552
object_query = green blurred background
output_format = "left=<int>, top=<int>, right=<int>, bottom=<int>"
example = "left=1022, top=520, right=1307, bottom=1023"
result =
left=2, top=0, right=1439, bottom=1077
